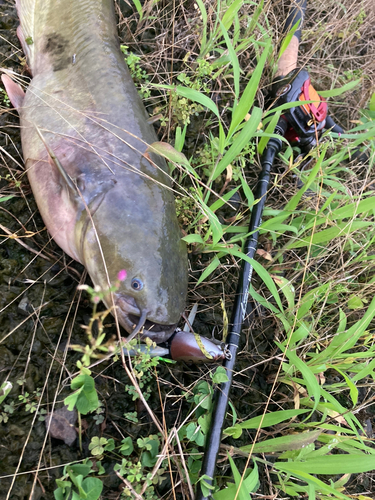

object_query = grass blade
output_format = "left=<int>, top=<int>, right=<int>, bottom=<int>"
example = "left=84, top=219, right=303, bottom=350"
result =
left=277, top=343, right=321, bottom=413
left=213, top=107, right=262, bottom=181
left=240, top=429, right=321, bottom=454
left=319, top=78, right=361, bottom=97
left=228, top=39, right=271, bottom=139
left=219, top=20, right=240, bottom=100
left=153, top=84, right=221, bottom=119
left=277, top=454, right=375, bottom=475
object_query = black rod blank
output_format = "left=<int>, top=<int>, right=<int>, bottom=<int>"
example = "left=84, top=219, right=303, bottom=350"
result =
left=195, top=120, right=287, bottom=500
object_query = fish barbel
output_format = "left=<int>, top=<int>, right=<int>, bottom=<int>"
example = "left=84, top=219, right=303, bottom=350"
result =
left=2, top=0, right=188, bottom=343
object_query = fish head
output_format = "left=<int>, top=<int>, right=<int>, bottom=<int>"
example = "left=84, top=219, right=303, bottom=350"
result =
left=77, top=175, right=188, bottom=344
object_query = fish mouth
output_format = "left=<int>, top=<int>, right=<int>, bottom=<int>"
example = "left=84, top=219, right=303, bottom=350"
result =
left=115, top=294, right=177, bottom=343
left=128, top=314, right=177, bottom=344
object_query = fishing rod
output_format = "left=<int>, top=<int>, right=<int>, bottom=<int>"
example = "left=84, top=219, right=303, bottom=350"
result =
left=194, top=0, right=343, bottom=497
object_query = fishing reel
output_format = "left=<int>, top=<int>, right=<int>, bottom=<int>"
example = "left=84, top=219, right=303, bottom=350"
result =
left=269, top=68, right=328, bottom=153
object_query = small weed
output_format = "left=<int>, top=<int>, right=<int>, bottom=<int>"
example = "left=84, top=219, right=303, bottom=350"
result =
left=18, top=387, right=44, bottom=414
left=0, top=88, right=10, bottom=107
left=88, top=436, right=115, bottom=458
left=54, top=459, right=103, bottom=500
left=92, top=401, right=105, bottom=425
left=120, top=45, right=151, bottom=99
left=124, top=339, right=160, bottom=402
left=0, top=401, right=15, bottom=424
left=123, top=410, right=139, bottom=423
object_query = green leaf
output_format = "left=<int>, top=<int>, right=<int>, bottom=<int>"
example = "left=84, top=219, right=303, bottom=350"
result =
left=213, top=106, right=262, bottom=181
left=89, top=437, right=108, bottom=456
left=153, top=84, right=220, bottom=119
left=131, top=0, right=143, bottom=20
left=182, top=233, right=205, bottom=245
left=212, top=366, right=229, bottom=384
left=71, top=374, right=95, bottom=392
left=104, top=438, right=115, bottom=451
left=352, top=356, right=375, bottom=382
left=273, top=276, right=295, bottom=310
left=212, top=245, right=283, bottom=311
left=0, top=381, right=12, bottom=405
left=224, top=409, right=309, bottom=437
left=209, top=187, right=240, bottom=213
left=200, top=202, right=223, bottom=245
left=240, top=430, right=321, bottom=454
left=54, top=486, right=68, bottom=500
left=219, top=20, right=240, bottom=99
left=228, top=401, right=238, bottom=427
left=120, top=437, right=134, bottom=456
left=195, top=430, right=205, bottom=446
left=250, top=258, right=283, bottom=311
left=331, top=367, right=358, bottom=406
left=288, top=220, right=373, bottom=249
left=82, top=477, right=103, bottom=500
left=221, top=0, right=243, bottom=31
left=147, top=141, right=190, bottom=168
left=0, top=195, right=14, bottom=203
left=272, top=469, right=353, bottom=499
left=327, top=194, right=375, bottom=221
left=319, top=389, right=362, bottom=435
left=276, top=454, right=375, bottom=474
left=227, top=454, right=252, bottom=500
left=239, top=172, right=254, bottom=207
left=243, top=460, right=259, bottom=493
left=318, top=78, right=361, bottom=97
left=186, top=422, right=197, bottom=441
left=198, top=413, right=211, bottom=435
left=224, top=425, right=243, bottom=439
left=315, top=295, right=375, bottom=361
left=246, top=0, right=264, bottom=35
left=174, top=124, right=187, bottom=152
left=194, top=0, right=207, bottom=53
left=278, top=343, right=321, bottom=413
left=54, top=480, right=71, bottom=500
left=257, top=111, right=281, bottom=154
left=66, top=462, right=93, bottom=477
left=228, top=39, right=271, bottom=138
left=199, top=475, right=215, bottom=497
left=196, top=252, right=220, bottom=287
left=96, top=461, right=105, bottom=475
left=64, top=390, right=81, bottom=412
left=141, top=450, right=157, bottom=467
left=284, top=145, right=327, bottom=212
left=347, top=294, right=364, bottom=309
left=65, top=375, right=99, bottom=415
left=278, top=20, right=301, bottom=59
left=369, top=92, right=375, bottom=112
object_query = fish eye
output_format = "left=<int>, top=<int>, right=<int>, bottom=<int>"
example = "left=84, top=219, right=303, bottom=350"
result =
left=131, top=278, right=143, bottom=291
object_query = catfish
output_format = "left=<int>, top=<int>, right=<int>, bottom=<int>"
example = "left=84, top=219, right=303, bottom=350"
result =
left=2, top=0, right=188, bottom=343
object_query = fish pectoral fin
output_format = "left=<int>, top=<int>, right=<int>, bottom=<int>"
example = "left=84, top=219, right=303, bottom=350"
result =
left=1, top=74, right=25, bottom=109
left=78, top=178, right=117, bottom=259
left=35, top=126, right=77, bottom=197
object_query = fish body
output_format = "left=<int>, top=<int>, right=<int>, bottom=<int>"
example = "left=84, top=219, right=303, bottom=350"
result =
left=3, top=0, right=188, bottom=342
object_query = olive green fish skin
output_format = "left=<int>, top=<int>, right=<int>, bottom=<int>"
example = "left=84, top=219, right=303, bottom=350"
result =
left=11, top=0, right=188, bottom=341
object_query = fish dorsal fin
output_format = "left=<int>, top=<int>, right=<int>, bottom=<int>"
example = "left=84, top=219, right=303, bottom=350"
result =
left=35, top=126, right=77, bottom=196
left=15, top=1, right=36, bottom=72
left=1, top=74, right=25, bottom=109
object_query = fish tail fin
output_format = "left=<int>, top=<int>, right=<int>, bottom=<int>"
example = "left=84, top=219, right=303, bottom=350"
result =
left=15, top=0, right=36, bottom=74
